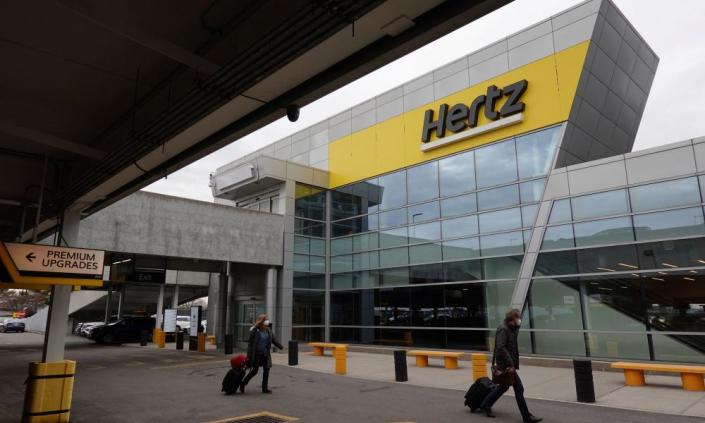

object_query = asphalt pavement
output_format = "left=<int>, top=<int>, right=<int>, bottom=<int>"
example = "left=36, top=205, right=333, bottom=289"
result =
left=0, top=333, right=703, bottom=423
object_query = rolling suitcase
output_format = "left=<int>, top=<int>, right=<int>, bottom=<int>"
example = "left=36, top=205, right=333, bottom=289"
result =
left=464, top=377, right=495, bottom=412
left=221, top=369, right=245, bottom=395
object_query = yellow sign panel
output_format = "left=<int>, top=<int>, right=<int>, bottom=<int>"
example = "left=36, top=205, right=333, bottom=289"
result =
left=328, top=41, right=589, bottom=187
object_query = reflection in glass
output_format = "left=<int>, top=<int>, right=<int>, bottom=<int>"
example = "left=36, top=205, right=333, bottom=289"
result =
left=571, top=189, right=629, bottom=221
left=534, top=250, right=578, bottom=276
left=549, top=199, right=572, bottom=224
left=519, top=179, right=546, bottom=203
left=516, top=126, right=560, bottom=179
left=483, top=255, right=523, bottom=279
left=633, top=207, right=705, bottom=241
left=444, top=260, right=482, bottom=281
left=441, top=193, right=477, bottom=218
left=630, top=177, right=701, bottom=212
left=407, top=161, right=439, bottom=204
left=481, top=231, right=524, bottom=256
left=521, top=204, right=539, bottom=227
left=577, top=245, right=638, bottom=273
left=379, top=227, right=408, bottom=248
left=439, top=150, right=476, bottom=197
left=637, top=238, right=705, bottom=269
left=478, top=184, right=520, bottom=211
left=378, top=171, right=407, bottom=210
left=573, top=216, right=634, bottom=247
left=442, top=238, right=480, bottom=261
left=379, top=247, right=409, bottom=268
left=379, top=208, right=407, bottom=229
left=442, top=215, right=479, bottom=239
left=330, top=254, right=352, bottom=273
left=353, top=232, right=379, bottom=252
left=293, top=290, right=325, bottom=325
left=408, top=201, right=440, bottom=224
left=476, top=139, right=518, bottom=188
left=409, top=243, right=442, bottom=264
left=542, top=224, right=575, bottom=250
left=409, top=221, right=441, bottom=243
left=479, top=207, right=522, bottom=233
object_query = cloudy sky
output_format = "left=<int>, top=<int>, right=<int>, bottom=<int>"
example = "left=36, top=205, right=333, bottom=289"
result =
left=144, top=0, right=705, bottom=202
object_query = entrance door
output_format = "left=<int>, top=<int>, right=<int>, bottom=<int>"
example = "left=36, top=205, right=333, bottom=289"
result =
left=235, top=302, right=265, bottom=348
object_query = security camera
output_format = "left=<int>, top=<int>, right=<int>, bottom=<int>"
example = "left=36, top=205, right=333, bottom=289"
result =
left=286, top=104, right=300, bottom=122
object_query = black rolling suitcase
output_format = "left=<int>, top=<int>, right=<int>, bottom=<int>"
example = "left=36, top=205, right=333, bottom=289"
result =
left=221, top=369, right=245, bottom=395
left=464, top=377, right=495, bottom=412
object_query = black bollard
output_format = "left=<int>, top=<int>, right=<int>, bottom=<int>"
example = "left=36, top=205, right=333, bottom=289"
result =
left=139, top=330, right=148, bottom=346
left=573, top=359, right=596, bottom=403
left=224, top=334, right=233, bottom=355
left=189, top=335, right=197, bottom=351
left=288, top=340, right=298, bottom=366
left=176, top=331, right=184, bottom=350
left=394, top=350, right=408, bottom=382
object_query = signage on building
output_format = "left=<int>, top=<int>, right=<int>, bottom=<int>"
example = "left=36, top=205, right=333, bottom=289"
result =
left=189, top=306, right=202, bottom=337
left=163, top=309, right=177, bottom=333
left=0, top=242, right=104, bottom=288
left=420, top=79, right=528, bottom=151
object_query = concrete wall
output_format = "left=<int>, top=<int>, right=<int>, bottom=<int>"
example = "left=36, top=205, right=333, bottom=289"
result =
left=78, top=191, right=284, bottom=266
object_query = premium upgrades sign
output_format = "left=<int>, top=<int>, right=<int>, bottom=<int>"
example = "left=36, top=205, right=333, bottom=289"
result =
left=3, top=242, right=104, bottom=280
left=421, top=79, right=527, bottom=151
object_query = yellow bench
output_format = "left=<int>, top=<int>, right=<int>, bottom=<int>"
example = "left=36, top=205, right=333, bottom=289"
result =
left=611, top=362, right=705, bottom=391
left=308, top=342, right=349, bottom=356
left=408, top=350, right=465, bottom=369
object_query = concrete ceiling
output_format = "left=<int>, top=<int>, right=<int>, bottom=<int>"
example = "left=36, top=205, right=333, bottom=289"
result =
left=0, top=0, right=512, bottom=242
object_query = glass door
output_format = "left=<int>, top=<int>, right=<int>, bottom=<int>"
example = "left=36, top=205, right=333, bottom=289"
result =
left=235, top=302, right=265, bottom=348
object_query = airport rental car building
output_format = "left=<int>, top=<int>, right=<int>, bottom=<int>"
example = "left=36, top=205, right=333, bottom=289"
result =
left=209, top=0, right=705, bottom=362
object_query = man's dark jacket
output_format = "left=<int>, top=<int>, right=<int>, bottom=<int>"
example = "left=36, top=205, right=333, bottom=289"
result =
left=494, top=322, right=520, bottom=370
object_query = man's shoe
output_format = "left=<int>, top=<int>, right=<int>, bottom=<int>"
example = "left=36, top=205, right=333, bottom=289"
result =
left=262, top=389, right=273, bottom=394
left=239, top=384, right=245, bottom=393
left=524, top=415, right=542, bottom=423
left=481, top=407, right=495, bottom=418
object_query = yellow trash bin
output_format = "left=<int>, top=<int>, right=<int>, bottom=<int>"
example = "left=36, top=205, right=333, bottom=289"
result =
left=23, top=360, right=76, bottom=423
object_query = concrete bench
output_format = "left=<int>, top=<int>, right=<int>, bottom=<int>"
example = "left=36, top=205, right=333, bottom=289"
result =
left=408, top=350, right=465, bottom=369
left=308, top=342, right=349, bottom=356
left=611, top=362, right=705, bottom=391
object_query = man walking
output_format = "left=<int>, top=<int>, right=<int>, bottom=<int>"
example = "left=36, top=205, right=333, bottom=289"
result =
left=481, top=308, right=541, bottom=423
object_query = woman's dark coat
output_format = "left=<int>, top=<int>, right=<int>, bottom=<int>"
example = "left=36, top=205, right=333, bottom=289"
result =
left=246, top=326, right=283, bottom=369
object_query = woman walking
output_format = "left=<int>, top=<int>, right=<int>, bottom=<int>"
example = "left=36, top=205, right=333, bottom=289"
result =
left=240, top=314, right=283, bottom=394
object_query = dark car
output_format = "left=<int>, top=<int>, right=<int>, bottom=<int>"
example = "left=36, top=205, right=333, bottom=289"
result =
left=90, top=317, right=155, bottom=344
left=4, top=320, right=25, bottom=333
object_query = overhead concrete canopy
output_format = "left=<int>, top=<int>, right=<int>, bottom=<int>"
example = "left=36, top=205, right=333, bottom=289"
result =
left=0, top=0, right=512, bottom=242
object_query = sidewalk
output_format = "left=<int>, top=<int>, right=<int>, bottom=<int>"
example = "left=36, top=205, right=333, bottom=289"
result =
left=271, top=349, right=705, bottom=418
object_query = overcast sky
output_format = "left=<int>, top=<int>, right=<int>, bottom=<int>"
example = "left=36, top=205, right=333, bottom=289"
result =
left=143, top=0, right=705, bottom=202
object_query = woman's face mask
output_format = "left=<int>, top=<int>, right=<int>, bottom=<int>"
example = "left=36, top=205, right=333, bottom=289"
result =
left=264, top=320, right=271, bottom=326
left=515, top=318, right=522, bottom=327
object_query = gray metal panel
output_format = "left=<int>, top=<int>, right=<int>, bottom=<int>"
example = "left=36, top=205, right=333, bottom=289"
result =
left=434, top=70, right=470, bottom=100
left=625, top=145, right=697, bottom=184
left=351, top=108, right=376, bottom=132
left=376, top=97, right=403, bottom=123
left=508, top=33, right=554, bottom=70
left=329, top=119, right=351, bottom=141
left=433, top=57, right=468, bottom=81
left=694, top=142, right=705, bottom=172
left=351, top=98, right=376, bottom=117
left=467, top=39, right=507, bottom=67
left=403, top=72, right=433, bottom=95
left=403, top=85, right=434, bottom=112
left=567, top=159, right=627, bottom=194
left=507, top=19, right=552, bottom=50
left=468, top=53, right=508, bottom=86
left=553, top=14, right=597, bottom=52
left=551, top=0, right=601, bottom=30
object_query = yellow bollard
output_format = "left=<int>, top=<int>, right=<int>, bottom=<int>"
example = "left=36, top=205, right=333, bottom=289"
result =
left=197, top=333, right=206, bottom=352
left=23, top=360, right=75, bottom=423
left=152, top=328, right=159, bottom=344
left=207, top=334, right=216, bottom=345
left=471, top=353, right=488, bottom=381
left=157, top=329, right=165, bottom=349
left=334, top=346, right=347, bottom=375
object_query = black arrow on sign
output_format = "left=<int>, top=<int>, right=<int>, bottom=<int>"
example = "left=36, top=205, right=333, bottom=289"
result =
left=26, top=252, right=36, bottom=262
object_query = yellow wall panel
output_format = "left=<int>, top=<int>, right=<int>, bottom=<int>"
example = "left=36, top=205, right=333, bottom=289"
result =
left=328, top=41, right=589, bottom=187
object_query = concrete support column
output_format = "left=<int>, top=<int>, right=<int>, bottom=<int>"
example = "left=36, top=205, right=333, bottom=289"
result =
left=265, top=267, right=277, bottom=325
left=103, top=284, right=113, bottom=324
left=116, top=287, right=124, bottom=320
left=156, top=284, right=165, bottom=329
left=172, top=284, right=180, bottom=309
left=42, top=207, right=80, bottom=362
left=225, top=262, right=236, bottom=339
left=215, top=272, right=227, bottom=346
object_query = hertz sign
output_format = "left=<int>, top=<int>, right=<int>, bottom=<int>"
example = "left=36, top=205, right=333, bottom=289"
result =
left=421, top=79, right=528, bottom=151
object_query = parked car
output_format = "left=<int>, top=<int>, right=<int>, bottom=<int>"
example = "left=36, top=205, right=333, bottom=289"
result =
left=80, top=322, right=104, bottom=337
left=175, top=316, right=190, bottom=333
left=3, top=320, right=25, bottom=333
left=91, top=317, right=156, bottom=344
left=0, top=317, right=10, bottom=332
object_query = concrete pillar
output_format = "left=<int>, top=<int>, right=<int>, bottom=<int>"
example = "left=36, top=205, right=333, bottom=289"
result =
left=265, top=267, right=277, bottom=325
left=42, top=208, right=80, bottom=362
left=215, top=272, right=227, bottom=347
left=171, top=284, right=180, bottom=309
left=206, top=274, right=217, bottom=334
left=156, top=284, right=165, bottom=329
left=103, top=284, right=113, bottom=324
left=116, top=287, right=124, bottom=319
left=225, top=262, right=236, bottom=339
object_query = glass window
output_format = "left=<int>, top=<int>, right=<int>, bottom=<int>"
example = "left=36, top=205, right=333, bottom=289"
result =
left=571, top=189, right=629, bottom=221
left=630, top=177, right=701, bottom=212
left=441, top=215, right=479, bottom=239
left=479, top=207, right=522, bottom=233
left=442, top=237, right=480, bottom=261
left=409, top=263, right=444, bottom=284
left=637, top=238, right=705, bottom=269
left=439, top=150, right=476, bottom=197
left=378, top=208, right=407, bottom=229
left=411, top=285, right=446, bottom=326
left=409, top=221, right=441, bottom=243
left=481, top=231, right=524, bottom=256
left=642, top=274, right=705, bottom=332
left=353, top=252, right=379, bottom=271
left=534, top=250, right=578, bottom=276
left=331, top=190, right=363, bottom=220
left=295, top=218, right=325, bottom=237
left=293, top=272, right=325, bottom=289
left=519, top=179, right=545, bottom=203
left=478, top=184, right=520, bottom=211
left=633, top=207, right=705, bottom=241
left=330, top=255, right=352, bottom=273
left=529, top=278, right=587, bottom=355
left=379, top=227, right=408, bottom=248
left=331, top=237, right=353, bottom=255
left=516, top=126, right=560, bottom=179
left=294, top=236, right=310, bottom=254
left=542, top=224, right=575, bottom=250
left=379, top=268, right=410, bottom=287
left=483, top=255, right=522, bottom=279
left=376, top=287, right=411, bottom=326
left=573, top=216, right=634, bottom=247
left=409, top=243, right=442, bottom=264
left=310, top=238, right=325, bottom=256
left=353, top=232, right=379, bottom=252
left=476, top=139, right=518, bottom=188
left=444, top=260, right=482, bottom=281
left=582, top=276, right=646, bottom=331
left=293, top=254, right=309, bottom=272
left=295, top=184, right=326, bottom=220
left=521, top=204, right=539, bottom=227
left=332, top=215, right=375, bottom=237
left=441, top=193, right=477, bottom=218
left=548, top=199, right=572, bottom=224
left=408, top=201, right=440, bottom=224
left=309, top=256, right=325, bottom=273
left=293, top=290, right=325, bottom=325
left=652, top=334, right=705, bottom=364
left=377, top=171, right=407, bottom=210
left=379, top=247, right=409, bottom=268
left=407, top=161, right=439, bottom=204
left=577, top=245, right=639, bottom=273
